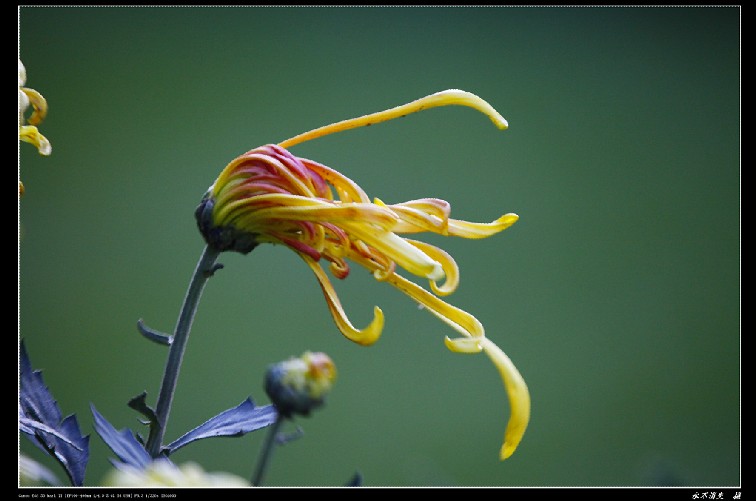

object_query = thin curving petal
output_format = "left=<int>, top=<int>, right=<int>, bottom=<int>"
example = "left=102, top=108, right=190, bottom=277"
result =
left=278, top=89, right=508, bottom=149
left=478, top=337, right=530, bottom=461
left=299, top=253, right=384, bottom=346
left=446, top=213, right=519, bottom=239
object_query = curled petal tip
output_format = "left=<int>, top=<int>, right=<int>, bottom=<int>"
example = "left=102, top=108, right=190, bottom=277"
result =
left=352, top=306, right=385, bottom=346
left=495, top=213, right=519, bottom=231
left=427, top=261, right=445, bottom=282
left=431, top=89, right=508, bottom=130
left=301, top=253, right=385, bottom=346
left=444, top=335, right=483, bottom=354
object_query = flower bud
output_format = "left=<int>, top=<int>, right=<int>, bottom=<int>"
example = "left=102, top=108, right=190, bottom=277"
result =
left=264, top=351, right=336, bottom=417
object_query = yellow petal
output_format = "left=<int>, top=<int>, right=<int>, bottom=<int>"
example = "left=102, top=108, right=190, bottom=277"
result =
left=478, top=337, right=530, bottom=460
left=389, top=198, right=451, bottom=234
left=446, top=213, right=519, bottom=239
left=403, top=239, right=459, bottom=296
left=344, top=226, right=444, bottom=282
left=381, top=270, right=484, bottom=338
left=240, top=201, right=397, bottom=230
left=21, top=87, right=48, bottom=126
left=443, top=336, right=482, bottom=353
left=19, top=125, right=51, bottom=156
left=278, top=89, right=508, bottom=149
left=299, top=253, right=384, bottom=346
left=380, top=269, right=529, bottom=460
left=383, top=203, right=448, bottom=235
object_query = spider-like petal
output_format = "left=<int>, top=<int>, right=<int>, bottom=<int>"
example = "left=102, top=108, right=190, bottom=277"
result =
left=447, top=213, right=520, bottom=239
left=299, top=253, right=384, bottom=346
left=195, top=88, right=529, bottom=460
left=479, top=337, right=531, bottom=461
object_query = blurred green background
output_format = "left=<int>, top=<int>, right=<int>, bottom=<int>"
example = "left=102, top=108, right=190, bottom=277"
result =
left=18, top=6, right=740, bottom=487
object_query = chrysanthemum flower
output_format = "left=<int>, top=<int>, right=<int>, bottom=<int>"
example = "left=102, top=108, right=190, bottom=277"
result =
left=19, top=59, right=52, bottom=195
left=195, top=89, right=530, bottom=460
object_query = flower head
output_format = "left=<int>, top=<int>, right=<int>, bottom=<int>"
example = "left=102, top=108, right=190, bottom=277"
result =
left=196, top=89, right=530, bottom=460
left=19, top=59, right=52, bottom=195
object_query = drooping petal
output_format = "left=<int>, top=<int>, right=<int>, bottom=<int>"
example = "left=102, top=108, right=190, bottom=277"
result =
left=373, top=269, right=529, bottom=460
left=478, top=337, right=531, bottom=461
left=377, top=269, right=484, bottom=339
left=299, top=253, right=384, bottom=346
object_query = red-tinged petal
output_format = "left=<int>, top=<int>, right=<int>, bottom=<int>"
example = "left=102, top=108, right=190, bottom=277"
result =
left=278, top=237, right=321, bottom=261
left=265, top=144, right=330, bottom=197
left=239, top=151, right=318, bottom=197
left=377, top=200, right=448, bottom=235
left=394, top=198, right=451, bottom=216
left=300, top=158, right=371, bottom=203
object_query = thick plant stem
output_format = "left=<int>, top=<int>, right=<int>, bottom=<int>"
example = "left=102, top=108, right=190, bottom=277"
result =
left=146, top=245, right=220, bottom=457
left=251, top=415, right=284, bottom=486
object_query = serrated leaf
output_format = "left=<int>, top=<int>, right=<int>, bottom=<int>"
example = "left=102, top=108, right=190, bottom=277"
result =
left=165, top=398, right=278, bottom=454
left=19, top=340, right=90, bottom=487
left=91, top=404, right=152, bottom=469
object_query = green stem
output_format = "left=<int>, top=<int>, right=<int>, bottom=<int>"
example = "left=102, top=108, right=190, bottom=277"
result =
left=251, top=415, right=285, bottom=486
left=146, top=245, right=221, bottom=457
